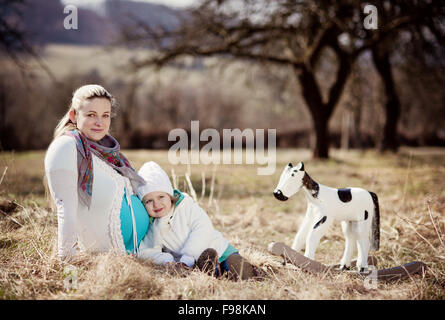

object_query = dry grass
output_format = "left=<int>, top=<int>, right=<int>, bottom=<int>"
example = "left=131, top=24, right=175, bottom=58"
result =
left=0, top=148, right=444, bottom=300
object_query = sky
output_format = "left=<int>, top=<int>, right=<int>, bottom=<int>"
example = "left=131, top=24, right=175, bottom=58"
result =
left=61, top=0, right=199, bottom=9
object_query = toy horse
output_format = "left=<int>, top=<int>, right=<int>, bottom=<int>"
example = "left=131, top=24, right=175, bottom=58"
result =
left=273, top=162, right=380, bottom=272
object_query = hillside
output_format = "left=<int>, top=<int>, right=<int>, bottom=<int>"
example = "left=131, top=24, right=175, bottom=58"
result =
left=16, top=0, right=184, bottom=45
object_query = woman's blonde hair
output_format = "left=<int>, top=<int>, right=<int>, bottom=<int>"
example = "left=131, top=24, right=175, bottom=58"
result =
left=45, top=84, right=118, bottom=209
left=53, top=84, right=117, bottom=139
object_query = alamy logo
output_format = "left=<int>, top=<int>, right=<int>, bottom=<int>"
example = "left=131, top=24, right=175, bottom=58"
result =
left=363, top=4, right=378, bottom=30
left=63, top=265, right=78, bottom=291
left=364, top=268, right=378, bottom=289
left=168, top=121, right=276, bottom=175
left=63, top=5, right=78, bottom=30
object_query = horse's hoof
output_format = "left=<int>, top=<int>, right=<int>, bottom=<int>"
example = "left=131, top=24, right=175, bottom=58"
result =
left=359, top=267, right=368, bottom=273
left=338, top=265, right=351, bottom=271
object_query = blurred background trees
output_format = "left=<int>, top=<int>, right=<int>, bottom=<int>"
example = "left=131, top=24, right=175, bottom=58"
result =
left=122, top=0, right=445, bottom=158
left=0, top=0, right=444, bottom=158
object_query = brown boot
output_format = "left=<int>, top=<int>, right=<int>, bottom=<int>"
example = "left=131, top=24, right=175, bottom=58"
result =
left=225, top=254, right=260, bottom=281
left=196, top=248, right=219, bottom=276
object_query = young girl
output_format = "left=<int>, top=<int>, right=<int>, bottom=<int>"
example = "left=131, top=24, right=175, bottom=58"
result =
left=136, top=161, right=262, bottom=280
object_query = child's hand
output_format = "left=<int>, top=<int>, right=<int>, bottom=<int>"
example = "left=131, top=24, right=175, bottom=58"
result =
left=178, top=262, right=192, bottom=269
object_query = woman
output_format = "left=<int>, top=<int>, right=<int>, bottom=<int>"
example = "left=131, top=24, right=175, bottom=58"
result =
left=44, top=84, right=149, bottom=260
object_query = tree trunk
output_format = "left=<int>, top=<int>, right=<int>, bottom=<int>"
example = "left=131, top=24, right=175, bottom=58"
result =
left=120, top=76, right=140, bottom=148
left=297, top=67, right=330, bottom=159
left=372, top=46, right=401, bottom=152
left=312, top=111, right=330, bottom=158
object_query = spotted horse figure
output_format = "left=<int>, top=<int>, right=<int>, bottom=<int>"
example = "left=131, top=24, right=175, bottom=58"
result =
left=273, top=162, right=380, bottom=272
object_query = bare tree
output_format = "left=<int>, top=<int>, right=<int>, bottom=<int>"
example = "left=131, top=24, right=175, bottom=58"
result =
left=0, top=0, right=56, bottom=81
left=366, top=1, right=445, bottom=152
left=120, top=0, right=444, bottom=158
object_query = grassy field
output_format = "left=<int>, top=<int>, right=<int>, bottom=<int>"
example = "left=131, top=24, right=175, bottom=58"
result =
left=0, top=147, right=444, bottom=300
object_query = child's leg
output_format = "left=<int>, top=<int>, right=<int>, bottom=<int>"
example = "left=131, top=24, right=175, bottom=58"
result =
left=223, top=253, right=259, bottom=281
left=196, top=248, right=220, bottom=276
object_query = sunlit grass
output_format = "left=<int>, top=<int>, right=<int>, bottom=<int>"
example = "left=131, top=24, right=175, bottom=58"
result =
left=0, top=148, right=444, bottom=299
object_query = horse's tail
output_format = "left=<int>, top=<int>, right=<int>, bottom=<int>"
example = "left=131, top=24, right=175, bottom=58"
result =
left=369, top=191, right=380, bottom=251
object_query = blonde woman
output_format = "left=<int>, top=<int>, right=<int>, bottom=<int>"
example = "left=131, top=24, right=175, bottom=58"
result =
left=44, top=84, right=149, bottom=260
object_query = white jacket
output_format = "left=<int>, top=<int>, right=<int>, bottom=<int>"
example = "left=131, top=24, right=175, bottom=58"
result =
left=137, top=193, right=229, bottom=267
left=44, top=135, right=130, bottom=259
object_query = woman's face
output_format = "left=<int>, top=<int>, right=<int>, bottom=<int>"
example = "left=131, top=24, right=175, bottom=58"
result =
left=70, top=97, right=111, bottom=142
left=142, top=191, right=173, bottom=218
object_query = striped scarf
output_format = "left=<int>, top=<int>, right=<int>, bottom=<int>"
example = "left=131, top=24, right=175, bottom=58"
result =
left=65, top=130, right=145, bottom=208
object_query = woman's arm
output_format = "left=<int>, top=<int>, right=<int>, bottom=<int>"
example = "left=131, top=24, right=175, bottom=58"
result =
left=44, top=136, right=79, bottom=260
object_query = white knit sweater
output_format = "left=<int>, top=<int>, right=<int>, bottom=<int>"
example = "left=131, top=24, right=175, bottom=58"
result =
left=137, top=193, right=229, bottom=267
left=44, top=135, right=129, bottom=259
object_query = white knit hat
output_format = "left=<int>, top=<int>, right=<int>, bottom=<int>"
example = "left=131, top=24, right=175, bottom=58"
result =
left=137, top=161, right=174, bottom=199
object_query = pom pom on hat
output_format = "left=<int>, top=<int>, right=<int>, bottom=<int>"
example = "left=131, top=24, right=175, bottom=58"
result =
left=137, top=161, right=174, bottom=199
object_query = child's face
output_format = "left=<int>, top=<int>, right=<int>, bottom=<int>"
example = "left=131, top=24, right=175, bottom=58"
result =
left=142, top=191, right=173, bottom=218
